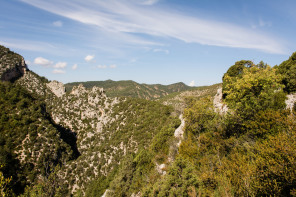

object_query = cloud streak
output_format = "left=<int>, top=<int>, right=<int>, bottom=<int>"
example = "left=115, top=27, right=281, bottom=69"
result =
left=21, top=0, right=286, bottom=54
left=53, top=20, right=63, bottom=27
left=96, top=64, right=117, bottom=69
left=52, top=69, right=65, bottom=74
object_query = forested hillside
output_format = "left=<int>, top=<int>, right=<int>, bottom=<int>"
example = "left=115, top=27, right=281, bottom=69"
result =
left=65, top=80, right=194, bottom=100
left=0, top=45, right=296, bottom=196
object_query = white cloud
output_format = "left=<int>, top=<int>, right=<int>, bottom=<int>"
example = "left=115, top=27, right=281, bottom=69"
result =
left=72, top=64, right=78, bottom=70
left=85, top=55, right=94, bottom=62
left=189, top=80, right=195, bottom=87
left=53, top=20, right=63, bottom=27
left=54, top=62, right=67, bottom=68
left=97, top=65, right=107, bottom=69
left=21, top=0, right=287, bottom=54
left=34, top=57, right=53, bottom=67
left=52, top=69, right=66, bottom=74
left=96, top=64, right=116, bottom=69
left=153, top=48, right=169, bottom=54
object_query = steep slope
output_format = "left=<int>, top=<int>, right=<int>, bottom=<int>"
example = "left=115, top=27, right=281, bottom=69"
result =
left=0, top=46, right=180, bottom=195
left=0, top=45, right=28, bottom=81
left=0, top=82, right=76, bottom=195
left=159, top=83, right=221, bottom=113
left=65, top=80, right=194, bottom=100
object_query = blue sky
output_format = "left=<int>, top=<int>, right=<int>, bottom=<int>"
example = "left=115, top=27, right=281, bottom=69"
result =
left=1, top=0, right=296, bottom=86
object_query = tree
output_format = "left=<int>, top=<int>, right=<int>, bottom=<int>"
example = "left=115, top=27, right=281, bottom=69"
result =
left=223, top=65, right=286, bottom=119
left=0, top=164, right=13, bottom=197
left=143, top=157, right=199, bottom=197
left=277, top=52, right=296, bottom=93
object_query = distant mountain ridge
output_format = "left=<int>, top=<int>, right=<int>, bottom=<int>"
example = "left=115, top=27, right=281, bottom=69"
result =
left=65, top=80, right=194, bottom=100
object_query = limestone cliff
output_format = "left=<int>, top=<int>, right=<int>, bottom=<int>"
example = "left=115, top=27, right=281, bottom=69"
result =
left=0, top=45, right=28, bottom=81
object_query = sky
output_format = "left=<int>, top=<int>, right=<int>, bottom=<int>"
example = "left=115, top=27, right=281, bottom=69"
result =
left=1, top=0, right=296, bottom=86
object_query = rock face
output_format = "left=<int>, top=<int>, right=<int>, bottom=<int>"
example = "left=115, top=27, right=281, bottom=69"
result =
left=47, top=80, right=66, bottom=97
left=213, top=88, right=228, bottom=114
left=0, top=45, right=28, bottom=81
left=174, top=114, right=185, bottom=147
left=286, top=93, right=296, bottom=111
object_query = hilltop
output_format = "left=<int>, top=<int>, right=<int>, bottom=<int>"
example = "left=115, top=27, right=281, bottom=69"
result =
left=65, top=80, right=194, bottom=100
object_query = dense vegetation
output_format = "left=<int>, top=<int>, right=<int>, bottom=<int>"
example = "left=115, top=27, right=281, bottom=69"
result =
left=1, top=45, right=296, bottom=196
left=0, top=82, right=75, bottom=196
left=65, top=80, right=194, bottom=100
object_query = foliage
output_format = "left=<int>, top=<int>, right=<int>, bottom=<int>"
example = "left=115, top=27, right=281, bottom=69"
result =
left=20, top=166, right=68, bottom=197
left=0, top=164, right=13, bottom=197
left=223, top=65, right=286, bottom=117
left=143, top=157, right=199, bottom=197
left=277, top=52, right=296, bottom=93
left=0, top=82, right=74, bottom=195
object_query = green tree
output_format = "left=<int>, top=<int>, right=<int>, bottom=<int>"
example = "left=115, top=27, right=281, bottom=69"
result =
left=277, top=52, right=296, bottom=93
left=143, top=157, right=199, bottom=197
left=0, top=164, right=13, bottom=197
left=223, top=65, right=286, bottom=119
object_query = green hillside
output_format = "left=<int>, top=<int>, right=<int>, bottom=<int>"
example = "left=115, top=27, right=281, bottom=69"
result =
left=65, top=80, right=194, bottom=100
left=1, top=45, right=296, bottom=196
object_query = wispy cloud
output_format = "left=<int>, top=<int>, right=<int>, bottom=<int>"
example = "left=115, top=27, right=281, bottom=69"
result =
left=21, top=0, right=286, bottom=54
left=138, top=0, right=160, bottom=5
left=96, top=64, right=117, bottom=69
left=52, top=69, right=65, bottom=74
left=0, top=39, right=55, bottom=52
left=97, top=65, right=107, bottom=69
left=53, top=20, right=63, bottom=27
left=72, top=64, right=78, bottom=70
left=251, top=18, right=272, bottom=29
left=54, top=62, right=67, bottom=68
left=189, top=80, right=195, bottom=87
left=85, top=55, right=94, bottom=62
left=153, top=48, right=169, bottom=54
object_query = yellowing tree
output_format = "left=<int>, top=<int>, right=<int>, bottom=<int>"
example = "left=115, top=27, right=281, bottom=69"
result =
left=223, top=65, right=286, bottom=119
left=0, top=164, right=12, bottom=197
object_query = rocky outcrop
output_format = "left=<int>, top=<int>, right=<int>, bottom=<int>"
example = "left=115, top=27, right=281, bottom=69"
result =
left=47, top=80, right=66, bottom=97
left=71, top=84, right=87, bottom=96
left=0, top=45, right=28, bottom=81
left=286, top=93, right=296, bottom=111
left=174, top=114, right=185, bottom=147
left=213, top=88, right=228, bottom=114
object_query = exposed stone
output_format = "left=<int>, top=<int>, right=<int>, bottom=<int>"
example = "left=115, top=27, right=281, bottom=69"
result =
left=213, top=88, right=228, bottom=114
left=286, top=93, right=296, bottom=111
left=156, top=163, right=167, bottom=175
left=0, top=56, right=28, bottom=81
left=102, top=189, right=111, bottom=197
left=71, top=84, right=87, bottom=96
left=47, top=80, right=66, bottom=97
left=174, top=114, right=185, bottom=147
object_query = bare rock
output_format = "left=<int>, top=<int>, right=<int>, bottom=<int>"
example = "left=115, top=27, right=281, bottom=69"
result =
left=0, top=46, right=28, bottom=81
left=47, top=80, right=65, bottom=97
left=213, top=88, right=228, bottom=114
left=71, top=84, right=87, bottom=96
left=286, top=93, right=296, bottom=111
